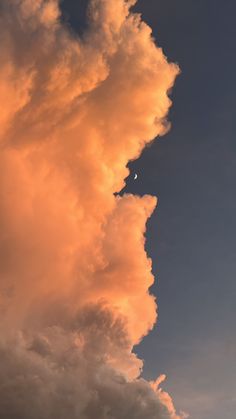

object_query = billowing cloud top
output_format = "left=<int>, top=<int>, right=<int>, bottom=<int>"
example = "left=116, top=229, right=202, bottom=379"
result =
left=0, top=1, right=183, bottom=418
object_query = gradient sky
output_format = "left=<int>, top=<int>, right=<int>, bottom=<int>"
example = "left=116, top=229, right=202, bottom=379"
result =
left=126, top=1, right=236, bottom=418
left=52, top=1, right=235, bottom=418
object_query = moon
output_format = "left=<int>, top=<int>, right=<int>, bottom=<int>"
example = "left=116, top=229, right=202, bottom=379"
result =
left=134, top=173, right=138, bottom=180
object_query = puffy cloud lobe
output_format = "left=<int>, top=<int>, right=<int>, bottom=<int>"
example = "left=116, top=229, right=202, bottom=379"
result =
left=0, top=305, right=184, bottom=419
left=0, top=0, right=183, bottom=418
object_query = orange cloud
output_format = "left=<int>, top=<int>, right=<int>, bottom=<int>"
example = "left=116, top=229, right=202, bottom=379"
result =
left=0, top=1, right=182, bottom=418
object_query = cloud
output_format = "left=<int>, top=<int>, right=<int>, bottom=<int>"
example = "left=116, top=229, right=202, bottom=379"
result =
left=0, top=0, right=182, bottom=417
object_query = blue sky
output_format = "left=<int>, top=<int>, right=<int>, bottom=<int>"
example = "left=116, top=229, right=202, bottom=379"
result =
left=62, top=1, right=236, bottom=418
left=124, top=1, right=236, bottom=418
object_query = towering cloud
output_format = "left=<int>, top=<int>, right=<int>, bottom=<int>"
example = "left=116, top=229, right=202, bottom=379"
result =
left=0, top=0, right=183, bottom=417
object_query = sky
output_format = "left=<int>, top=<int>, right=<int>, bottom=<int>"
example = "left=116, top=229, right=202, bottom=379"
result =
left=0, top=1, right=235, bottom=418
left=126, top=1, right=236, bottom=418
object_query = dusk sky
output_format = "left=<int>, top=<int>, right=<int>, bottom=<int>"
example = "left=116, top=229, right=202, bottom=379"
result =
left=0, top=1, right=235, bottom=419
left=128, top=1, right=236, bottom=418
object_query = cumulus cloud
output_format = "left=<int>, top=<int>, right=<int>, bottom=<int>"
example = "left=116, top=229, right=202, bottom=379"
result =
left=0, top=0, right=182, bottom=417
